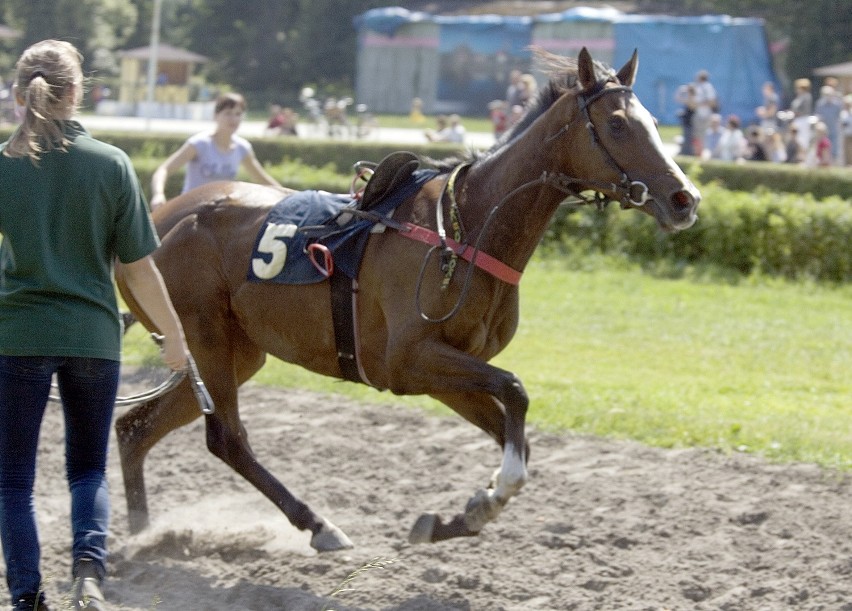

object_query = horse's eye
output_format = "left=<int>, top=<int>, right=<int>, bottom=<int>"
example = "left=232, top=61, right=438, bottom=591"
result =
left=608, top=116, right=627, bottom=132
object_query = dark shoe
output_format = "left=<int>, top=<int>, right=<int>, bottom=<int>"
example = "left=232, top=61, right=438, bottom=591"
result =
left=12, top=595, right=49, bottom=611
left=70, top=559, right=105, bottom=610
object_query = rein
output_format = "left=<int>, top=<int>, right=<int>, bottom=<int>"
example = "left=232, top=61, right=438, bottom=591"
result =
left=413, top=168, right=594, bottom=323
left=414, top=82, right=649, bottom=323
left=49, top=369, right=186, bottom=407
left=48, top=335, right=215, bottom=413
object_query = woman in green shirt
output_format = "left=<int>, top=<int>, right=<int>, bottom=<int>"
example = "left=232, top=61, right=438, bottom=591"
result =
left=0, top=40, right=189, bottom=611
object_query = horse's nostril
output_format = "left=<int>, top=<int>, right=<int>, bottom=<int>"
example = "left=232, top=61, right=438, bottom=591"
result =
left=671, top=190, right=693, bottom=209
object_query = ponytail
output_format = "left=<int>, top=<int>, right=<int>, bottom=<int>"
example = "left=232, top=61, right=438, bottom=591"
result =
left=4, top=40, right=83, bottom=164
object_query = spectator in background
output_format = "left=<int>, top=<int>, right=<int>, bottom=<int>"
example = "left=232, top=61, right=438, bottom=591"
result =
left=278, top=107, right=299, bottom=136
left=692, top=70, right=718, bottom=156
left=425, top=114, right=449, bottom=142
left=518, top=73, right=539, bottom=108
left=715, top=114, right=747, bottom=162
left=756, top=81, right=779, bottom=133
left=265, top=104, right=286, bottom=135
left=804, top=121, right=833, bottom=168
left=426, top=114, right=466, bottom=144
left=744, top=126, right=767, bottom=162
left=784, top=125, right=804, bottom=164
left=675, top=83, right=697, bottom=155
left=701, top=113, right=724, bottom=160
left=840, top=93, right=852, bottom=166
left=150, top=92, right=285, bottom=209
left=764, top=129, right=787, bottom=163
left=822, top=76, right=840, bottom=91
left=488, top=99, right=508, bottom=139
left=409, top=97, right=425, bottom=125
left=790, top=78, right=813, bottom=152
left=814, top=85, right=843, bottom=164
left=505, top=69, right=524, bottom=108
left=506, top=104, right=525, bottom=130
left=446, top=113, right=466, bottom=143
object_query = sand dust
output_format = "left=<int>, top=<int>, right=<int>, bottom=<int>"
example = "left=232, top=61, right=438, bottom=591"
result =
left=19, top=370, right=852, bottom=610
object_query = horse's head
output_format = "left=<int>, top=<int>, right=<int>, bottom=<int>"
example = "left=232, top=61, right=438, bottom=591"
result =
left=553, top=48, right=700, bottom=232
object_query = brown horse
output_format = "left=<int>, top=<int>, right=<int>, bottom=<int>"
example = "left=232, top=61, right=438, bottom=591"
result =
left=115, top=48, right=699, bottom=552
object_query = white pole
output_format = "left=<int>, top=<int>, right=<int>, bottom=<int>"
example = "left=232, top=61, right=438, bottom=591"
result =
left=145, top=0, right=163, bottom=127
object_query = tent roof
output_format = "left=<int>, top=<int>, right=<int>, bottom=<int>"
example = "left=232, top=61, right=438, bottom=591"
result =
left=814, top=62, right=852, bottom=77
left=355, top=6, right=765, bottom=34
left=118, top=44, right=208, bottom=63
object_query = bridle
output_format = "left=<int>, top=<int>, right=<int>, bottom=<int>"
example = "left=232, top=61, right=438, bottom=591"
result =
left=415, top=81, right=654, bottom=322
left=544, top=82, right=651, bottom=209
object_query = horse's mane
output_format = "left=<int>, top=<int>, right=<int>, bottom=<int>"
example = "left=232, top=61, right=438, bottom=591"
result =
left=430, top=49, right=617, bottom=172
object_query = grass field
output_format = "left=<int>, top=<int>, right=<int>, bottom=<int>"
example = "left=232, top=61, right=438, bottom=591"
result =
left=123, top=258, right=851, bottom=470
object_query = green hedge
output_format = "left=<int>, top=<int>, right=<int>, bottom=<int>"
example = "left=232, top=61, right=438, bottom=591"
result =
left=72, top=130, right=459, bottom=175
left=2, top=127, right=849, bottom=281
left=130, top=155, right=354, bottom=198
left=677, top=157, right=852, bottom=201
left=546, top=181, right=852, bottom=282
left=2, top=126, right=849, bottom=199
left=92, top=132, right=852, bottom=201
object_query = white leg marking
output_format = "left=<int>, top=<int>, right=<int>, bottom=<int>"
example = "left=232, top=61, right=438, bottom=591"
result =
left=464, top=443, right=528, bottom=533
left=494, top=441, right=527, bottom=500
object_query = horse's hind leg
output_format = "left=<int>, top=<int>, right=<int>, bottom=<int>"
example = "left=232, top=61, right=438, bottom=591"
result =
left=408, top=380, right=530, bottom=543
left=116, top=381, right=200, bottom=533
left=197, top=342, right=353, bottom=552
left=203, top=410, right=354, bottom=552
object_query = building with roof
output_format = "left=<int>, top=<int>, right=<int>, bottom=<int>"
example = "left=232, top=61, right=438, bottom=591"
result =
left=814, top=62, right=852, bottom=96
left=110, top=43, right=210, bottom=118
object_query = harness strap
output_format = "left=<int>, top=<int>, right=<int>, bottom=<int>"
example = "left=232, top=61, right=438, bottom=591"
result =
left=329, top=271, right=362, bottom=383
left=398, top=222, right=522, bottom=286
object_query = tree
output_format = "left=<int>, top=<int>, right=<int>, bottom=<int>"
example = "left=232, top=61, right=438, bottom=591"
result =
left=2, top=0, right=138, bottom=75
left=155, top=0, right=386, bottom=107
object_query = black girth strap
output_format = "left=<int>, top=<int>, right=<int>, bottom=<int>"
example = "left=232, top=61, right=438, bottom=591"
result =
left=329, top=270, right=362, bottom=383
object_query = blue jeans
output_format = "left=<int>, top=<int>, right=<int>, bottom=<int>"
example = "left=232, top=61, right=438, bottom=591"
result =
left=0, top=356, right=118, bottom=603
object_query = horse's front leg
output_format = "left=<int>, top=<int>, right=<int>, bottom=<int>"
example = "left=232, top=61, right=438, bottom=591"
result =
left=402, top=368, right=530, bottom=543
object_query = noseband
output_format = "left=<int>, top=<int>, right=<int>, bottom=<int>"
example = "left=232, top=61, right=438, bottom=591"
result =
left=546, top=83, right=650, bottom=208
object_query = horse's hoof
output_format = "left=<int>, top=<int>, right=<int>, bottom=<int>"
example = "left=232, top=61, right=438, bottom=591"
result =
left=409, top=513, right=438, bottom=544
left=310, top=520, right=354, bottom=552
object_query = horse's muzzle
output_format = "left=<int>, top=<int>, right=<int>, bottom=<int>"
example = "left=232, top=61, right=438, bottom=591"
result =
left=668, top=188, right=700, bottom=230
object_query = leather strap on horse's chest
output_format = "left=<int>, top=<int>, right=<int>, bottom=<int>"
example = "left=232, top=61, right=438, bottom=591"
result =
left=397, top=223, right=522, bottom=286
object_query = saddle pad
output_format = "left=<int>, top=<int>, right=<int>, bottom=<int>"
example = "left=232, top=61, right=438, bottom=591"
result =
left=247, top=169, right=438, bottom=285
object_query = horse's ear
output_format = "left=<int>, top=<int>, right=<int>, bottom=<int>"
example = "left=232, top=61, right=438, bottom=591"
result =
left=615, top=49, right=638, bottom=87
left=577, top=47, right=597, bottom=91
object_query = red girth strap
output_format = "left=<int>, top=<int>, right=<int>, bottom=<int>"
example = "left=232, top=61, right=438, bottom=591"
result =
left=397, top=222, right=522, bottom=286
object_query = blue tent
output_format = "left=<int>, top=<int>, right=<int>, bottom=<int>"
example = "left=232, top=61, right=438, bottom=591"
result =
left=354, top=7, right=779, bottom=124
left=612, top=14, right=779, bottom=124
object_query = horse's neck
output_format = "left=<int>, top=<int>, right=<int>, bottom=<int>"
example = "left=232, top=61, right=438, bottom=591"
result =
left=458, top=140, right=570, bottom=273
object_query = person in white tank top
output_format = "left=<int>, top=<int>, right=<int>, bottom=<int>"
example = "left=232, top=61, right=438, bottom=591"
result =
left=150, top=92, right=284, bottom=209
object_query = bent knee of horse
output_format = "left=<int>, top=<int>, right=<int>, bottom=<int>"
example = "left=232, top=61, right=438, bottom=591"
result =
left=205, top=415, right=226, bottom=448
left=500, top=374, right=529, bottom=413
left=115, top=408, right=147, bottom=446
left=204, top=416, right=243, bottom=462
